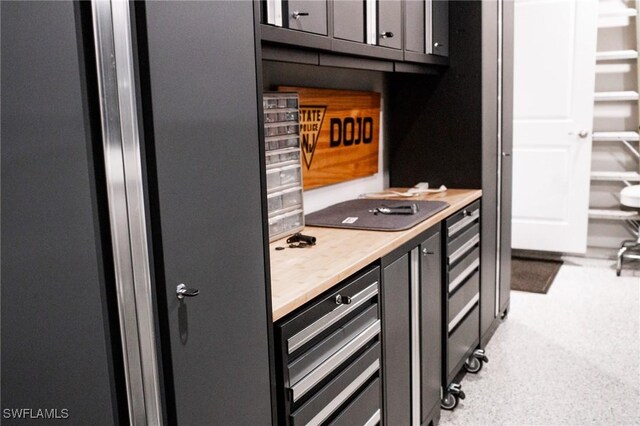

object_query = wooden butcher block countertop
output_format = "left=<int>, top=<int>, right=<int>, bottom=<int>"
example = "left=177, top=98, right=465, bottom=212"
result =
left=270, top=189, right=482, bottom=321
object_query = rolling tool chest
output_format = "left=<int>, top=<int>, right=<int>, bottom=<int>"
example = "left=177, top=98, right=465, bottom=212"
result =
left=263, top=92, right=305, bottom=241
left=441, top=200, right=488, bottom=411
left=274, top=266, right=383, bottom=426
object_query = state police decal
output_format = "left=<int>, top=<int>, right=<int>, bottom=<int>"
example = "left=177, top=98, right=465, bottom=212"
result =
left=299, top=106, right=327, bottom=169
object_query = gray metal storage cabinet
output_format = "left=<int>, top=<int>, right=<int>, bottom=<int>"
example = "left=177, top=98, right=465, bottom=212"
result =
left=2, top=1, right=276, bottom=424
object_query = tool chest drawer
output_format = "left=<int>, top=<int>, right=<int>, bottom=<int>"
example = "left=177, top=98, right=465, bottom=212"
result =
left=287, top=304, right=378, bottom=387
left=289, top=342, right=381, bottom=425
left=275, top=266, right=382, bottom=426
left=447, top=270, right=479, bottom=328
left=328, top=377, right=381, bottom=426
left=447, top=304, right=479, bottom=377
left=447, top=222, right=479, bottom=265
left=447, top=246, right=479, bottom=293
left=445, top=200, right=480, bottom=239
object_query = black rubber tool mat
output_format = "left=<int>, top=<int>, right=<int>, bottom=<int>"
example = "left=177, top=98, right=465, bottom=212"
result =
left=305, top=199, right=449, bottom=231
left=511, top=257, right=563, bottom=294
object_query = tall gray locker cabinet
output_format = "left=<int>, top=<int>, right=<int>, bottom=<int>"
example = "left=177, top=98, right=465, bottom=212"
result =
left=2, top=1, right=275, bottom=424
left=1, top=2, right=126, bottom=423
left=136, top=1, right=274, bottom=423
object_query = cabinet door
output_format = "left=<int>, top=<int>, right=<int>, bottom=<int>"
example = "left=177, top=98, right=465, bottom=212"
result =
left=142, top=1, right=273, bottom=424
left=287, top=0, right=328, bottom=35
left=334, top=0, right=365, bottom=43
left=378, top=0, right=402, bottom=49
left=405, top=0, right=425, bottom=53
left=420, top=231, right=442, bottom=422
left=382, top=254, right=411, bottom=426
left=2, top=1, right=124, bottom=422
left=431, top=0, right=448, bottom=56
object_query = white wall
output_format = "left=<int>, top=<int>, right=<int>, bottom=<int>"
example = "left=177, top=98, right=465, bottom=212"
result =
left=262, top=61, right=388, bottom=213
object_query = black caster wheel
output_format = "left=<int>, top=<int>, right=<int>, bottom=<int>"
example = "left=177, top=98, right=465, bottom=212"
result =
left=473, top=348, right=489, bottom=364
left=464, top=356, right=483, bottom=373
left=501, top=308, right=509, bottom=320
left=441, top=393, right=458, bottom=411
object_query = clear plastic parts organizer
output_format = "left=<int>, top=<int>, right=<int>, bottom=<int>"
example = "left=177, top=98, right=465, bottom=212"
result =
left=263, top=92, right=304, bottom=242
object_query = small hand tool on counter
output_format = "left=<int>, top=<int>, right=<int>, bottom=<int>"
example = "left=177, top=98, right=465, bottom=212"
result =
left=286, top=232, right=317, bottom=248
left=369, top=203, right=419, bottom=215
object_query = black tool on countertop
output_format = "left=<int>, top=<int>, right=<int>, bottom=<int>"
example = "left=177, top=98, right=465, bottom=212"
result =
left=369, top=203, right=419, bottom=215
left=286, top=232, right=316, bottom=248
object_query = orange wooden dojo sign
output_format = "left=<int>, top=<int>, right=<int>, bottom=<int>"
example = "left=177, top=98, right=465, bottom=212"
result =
left=278, top=86, right=380, bottom=190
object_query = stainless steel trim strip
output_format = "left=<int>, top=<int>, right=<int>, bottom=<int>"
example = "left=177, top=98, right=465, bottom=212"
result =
left=366, top=0, right=377, bottom=45
left=448, top=210, right=480, bottom=237
left=449, top=234, right=481, bottom=265
left=91, top=1, right=162, bottom=424
left=288, top=282, right=379, bottom=354
left=364, top=409, right=382, bottom=426
left=495, top=0, right=504, bottom=318
left=425, top=0, right=433, bottom=54
left=111, top=2, right=163, bottom=423
left=291, top=320, right=381, bottom=402
left=306, top=360, right=380, bottom=426
left=448, top=293, right=480, bottom=333
left=410, top=249, right=420, bottom=426
left=448, top=259, right=480, bottom=293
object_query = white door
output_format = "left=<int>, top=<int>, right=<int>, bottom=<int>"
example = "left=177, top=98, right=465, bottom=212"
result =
left=512, top=0, right=598, bottom=253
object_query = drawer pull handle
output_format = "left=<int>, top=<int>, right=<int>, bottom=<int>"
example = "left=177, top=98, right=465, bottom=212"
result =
left=448, top=293, right=479, bottom=333
left=380, top=31, right=394, bottom=39
left=449, top=234, right=481, bottom=265
left=291, top=11, right=309, bottom=19
left=287, top=282, right=379, bottom=354
left=306, top=360, right=380, bottom=426
left=335, top=295, right=352, bottom=305
left=290, top=320, right=381, bottom=402
left=448, top=210, right=480, bottom=237
left=364, top=409, right=381, bottom=426
left=449, top=259, right=480, bottom=293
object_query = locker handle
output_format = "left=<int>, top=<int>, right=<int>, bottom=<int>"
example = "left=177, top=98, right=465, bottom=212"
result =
left=176, top=283, right=199, bottom=300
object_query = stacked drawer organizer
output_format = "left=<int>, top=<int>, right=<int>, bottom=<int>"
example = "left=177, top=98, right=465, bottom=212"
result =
left=443, top=201, right=481, bottom=384
left=275, top=266, right=383, bottom=426
left=263, top=93, right=305, bottom=241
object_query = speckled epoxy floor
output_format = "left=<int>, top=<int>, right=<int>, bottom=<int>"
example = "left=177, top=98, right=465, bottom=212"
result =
left=439, top=259, right=640, bottom=426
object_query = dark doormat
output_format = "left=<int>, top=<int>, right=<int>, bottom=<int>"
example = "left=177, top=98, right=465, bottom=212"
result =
left=511, top=257, right=563, bottom=294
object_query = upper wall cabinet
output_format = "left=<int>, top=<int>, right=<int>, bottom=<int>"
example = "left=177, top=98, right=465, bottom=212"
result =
left=405, top=0, right=449, bottom=62
left=405, top=0, right=426, bottom=54
left=378, top=0, right=402, bottom=49
left=431, top=0, right=449, bottom=56
left=261, top=0, right=449, bottom=66
left=287, top=0, right=328, bottom=35
left=331, top=0, right=403, bottom=61
left=333, top=0, right=365, bottom=43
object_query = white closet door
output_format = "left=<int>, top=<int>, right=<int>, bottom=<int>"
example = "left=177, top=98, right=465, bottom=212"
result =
left=512, top=0, right=598, bottom=253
